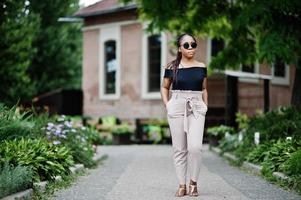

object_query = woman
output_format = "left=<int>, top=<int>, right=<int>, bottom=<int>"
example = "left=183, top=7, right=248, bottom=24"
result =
left=160, top=33, right=208, bottom=197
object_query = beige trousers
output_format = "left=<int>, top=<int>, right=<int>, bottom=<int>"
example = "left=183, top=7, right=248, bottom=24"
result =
left=165, top=90, right=207, bottom=185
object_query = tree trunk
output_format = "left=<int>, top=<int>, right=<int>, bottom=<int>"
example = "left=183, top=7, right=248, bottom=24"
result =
left=291, top=65, right=301, bottom=110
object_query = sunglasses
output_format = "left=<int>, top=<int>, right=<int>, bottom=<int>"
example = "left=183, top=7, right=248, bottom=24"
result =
left=181, top=42, right=197, bottom=49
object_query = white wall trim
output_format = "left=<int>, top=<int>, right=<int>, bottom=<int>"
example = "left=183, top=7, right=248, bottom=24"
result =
left=141, top=23, right=167, bottom=99
left=271, top=63, right=290, bottom=85
left=98, top=25, right=121, bottom=100
left=82, top=20, right=139, bottom=31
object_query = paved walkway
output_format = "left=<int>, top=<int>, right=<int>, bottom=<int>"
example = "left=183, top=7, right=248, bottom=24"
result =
left=52, top=144, right=301, bottom=200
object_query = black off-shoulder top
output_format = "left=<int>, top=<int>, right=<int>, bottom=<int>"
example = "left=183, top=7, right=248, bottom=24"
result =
left=163, top=66, right=207, bottom=91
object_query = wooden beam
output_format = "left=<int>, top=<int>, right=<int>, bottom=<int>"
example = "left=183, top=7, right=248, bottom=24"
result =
left=264, top=79, right=270, bottom=113
left=225, top=75, right=238, bottom=128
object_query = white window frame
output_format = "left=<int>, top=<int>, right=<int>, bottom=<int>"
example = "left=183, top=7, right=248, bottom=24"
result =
left=271, top=63, right=290, bottom=85
left=141, top=23, right=167, bottom=99
left=99, top=25, right=121, bottom=100
left=206, top=37, right=213, bottom=66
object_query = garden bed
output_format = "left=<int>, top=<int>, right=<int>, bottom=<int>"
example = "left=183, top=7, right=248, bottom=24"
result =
left=1, top=150, right=105, bottom=200
left=207, top=106, right=301, bottom=195
left=210, top=145, right=291, bottom=182
left=0, top=104, right=104, bottom=199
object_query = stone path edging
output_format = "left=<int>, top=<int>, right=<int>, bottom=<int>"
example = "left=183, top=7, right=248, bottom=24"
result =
left=210, top=146, right=291, bottom=181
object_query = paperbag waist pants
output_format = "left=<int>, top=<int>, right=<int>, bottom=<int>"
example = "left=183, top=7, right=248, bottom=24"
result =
left=166, top=89, right=207, bottom=185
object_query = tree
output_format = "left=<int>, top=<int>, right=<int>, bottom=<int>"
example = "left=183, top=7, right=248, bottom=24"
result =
left=0, top=0, right=39, bottom=105
left=28, top=0, right=82, bottom=95
left=122, top=0, right=301, bottom=109
left=0, top=0, right=82, bottom=106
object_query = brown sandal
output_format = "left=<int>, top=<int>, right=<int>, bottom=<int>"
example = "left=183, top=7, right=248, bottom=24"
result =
left=188, top=182, right=199, bottom=197
left=175, top=185, right=187, bottom=197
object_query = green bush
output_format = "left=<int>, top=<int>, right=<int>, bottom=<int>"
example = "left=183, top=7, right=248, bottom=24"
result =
left=207, top=125, right=235, bottom=137
left=279, top=149, right=301, bottom=176
left=231, top=106, right=301, bottom=163
left=246, top=141, right=271, bottom=164
left=232, top=136, right=256, bottom=162
left=112, top=123, right=134, bottom=135
left=212, top=107, right=301, bottom=193
left=259, top=139, right=298, bottom=173
left=29, top=111, right=51, bottom=139
left=235, top=111, right=249, bottom=130
left=144, top=119, right=168, bottom=126
left=0, top=163, right=33, bottom=198
left=207, top=125, right=235, bottom=147
left=99, top=116, right=117, bottom=126
left=245, top=106, right=301, bottom=144
left=0, top=138, right=74, bottom=181
left=218, top=133, right=240, bottom=152
left=67, top=115, right=103, bottom=145
left=84, top=126, right=102, bottom=145
left=0, top=104, right=51, bottom=142
left=64, top=133, right=96, bottom=168
left=0, top=104, right=33, bottom=141
left=98, top=132, right=113, bottom=145
left=144, top=125, right=162, bottom=143
left=138, top=119, right=169, bottom=144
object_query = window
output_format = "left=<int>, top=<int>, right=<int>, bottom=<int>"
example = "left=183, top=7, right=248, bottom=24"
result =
left=274, top=58, right=286, bottom=77
left=147, top=35, right=161, bottom=92
left=104, top=40, right=116, bottom=94
left=206, top=38, right=225, bottom=65
left=239, top=63, right=259, bottom=83
left=142, top=30, right=166, bottom=99
left=271, top=58, right=289, bottom=85
left=211, top=38, right=225, bottom=57
left=241, top=63, right=255, bottom=73
left=99, top=25, right=120, bottom=99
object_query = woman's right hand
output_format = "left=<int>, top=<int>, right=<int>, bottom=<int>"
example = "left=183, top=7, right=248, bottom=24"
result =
left=160, top=76, right=172, bottom=109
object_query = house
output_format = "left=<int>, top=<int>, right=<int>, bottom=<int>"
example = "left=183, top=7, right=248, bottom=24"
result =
left=74, top=0, right=296, bottom=127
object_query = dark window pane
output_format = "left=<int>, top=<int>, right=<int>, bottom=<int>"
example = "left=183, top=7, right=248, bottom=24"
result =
left=242, top=64, right=255, bottom=73
left=148, top=35, right=161, bottom=92
left=104, top=40, right=116, bottom=94
left=274, top=58, right=285, bottom=77
left=211, top=38, right=225, bottom=57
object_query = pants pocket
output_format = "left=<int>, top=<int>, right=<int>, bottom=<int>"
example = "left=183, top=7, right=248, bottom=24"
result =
left=166, top=99, right=184, bottom=118
left=192, top=100, right=208, bottom=117
left=166, top=98, right=173, bottom=107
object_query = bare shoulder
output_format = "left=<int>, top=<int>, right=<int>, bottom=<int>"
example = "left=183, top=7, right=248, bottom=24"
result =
left=195, top=61, right=206, bottom=68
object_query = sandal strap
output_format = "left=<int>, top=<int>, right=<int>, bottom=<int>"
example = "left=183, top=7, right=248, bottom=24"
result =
left=189, top=185, right=197, bottom=192
left=175, top=187, right=187, bottom=197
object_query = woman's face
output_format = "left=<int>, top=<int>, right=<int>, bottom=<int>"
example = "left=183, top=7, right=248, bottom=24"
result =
left=178, top=35, right=197, bottom=59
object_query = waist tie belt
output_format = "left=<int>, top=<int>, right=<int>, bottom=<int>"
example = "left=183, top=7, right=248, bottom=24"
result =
left=170, top=90, right=204, bottom=134
left=184, top=97, right=193, bottom=134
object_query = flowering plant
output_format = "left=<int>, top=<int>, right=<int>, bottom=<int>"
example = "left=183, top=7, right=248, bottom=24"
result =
left=42, top=115, right=87, bottom=145
left=41, top=115, right=98, bottom=167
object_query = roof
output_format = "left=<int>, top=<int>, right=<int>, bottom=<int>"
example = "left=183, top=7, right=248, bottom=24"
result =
left=74, top=0, right=137, bottom=18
